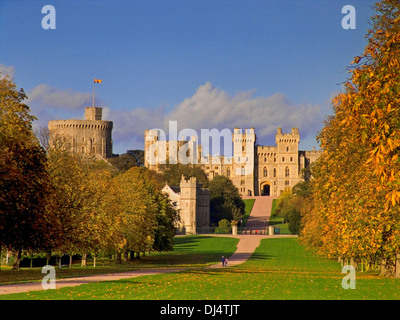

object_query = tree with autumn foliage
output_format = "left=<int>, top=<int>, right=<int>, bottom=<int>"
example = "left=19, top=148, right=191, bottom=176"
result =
left=106, top=167, right=179, bottom=262
left=301, top=0, right=400, bottom=277
left=0, top=76, right=53, bottom=269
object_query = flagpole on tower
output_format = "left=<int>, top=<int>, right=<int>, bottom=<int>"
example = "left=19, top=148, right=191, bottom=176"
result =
left=93, top=78, right=95, bottom=108
left=93, top=78, right=102, bottom=108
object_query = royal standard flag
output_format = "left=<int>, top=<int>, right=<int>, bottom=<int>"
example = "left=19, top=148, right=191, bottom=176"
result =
left=94, top=79, right=102, bottom=83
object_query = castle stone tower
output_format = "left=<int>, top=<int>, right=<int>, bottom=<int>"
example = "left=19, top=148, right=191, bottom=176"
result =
left=232, top=127, right=255, bottom=196
left=275, top=127, right=301, bottom=193
left=85, top=107, right=103, bottom=121
left=179, top=175, right=198, bottom=235
left=48, top=107, right=113, bottom=158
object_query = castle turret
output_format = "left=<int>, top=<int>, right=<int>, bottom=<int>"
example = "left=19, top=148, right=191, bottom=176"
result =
left=275, top=128, right=300, bottom=192
left=232, top=128, right=255, bottom=196
left=179, top=176, right=198, bottom=235
left=85, top=107, right=103, bottom=121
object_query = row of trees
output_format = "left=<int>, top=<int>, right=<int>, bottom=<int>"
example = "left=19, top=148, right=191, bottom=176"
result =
left=300, top=0, right=400, bottom=277
left=0, top=76, right=178, bottom=270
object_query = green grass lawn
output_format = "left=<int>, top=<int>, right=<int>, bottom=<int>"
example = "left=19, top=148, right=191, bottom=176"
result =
left=0, top=236, right=239, bottom=285
left=241, top=198, right=255, bottom=227
left=268, top=198, right=291, bottom=234
left=2, top=236, right=399, bottom=300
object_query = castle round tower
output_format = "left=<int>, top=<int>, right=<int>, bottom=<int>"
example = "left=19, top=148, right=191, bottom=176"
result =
left=48, top=107, right=113, bottom=158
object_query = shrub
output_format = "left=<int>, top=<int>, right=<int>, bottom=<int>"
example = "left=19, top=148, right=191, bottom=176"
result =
left=215, top=219, right=231, bottom=234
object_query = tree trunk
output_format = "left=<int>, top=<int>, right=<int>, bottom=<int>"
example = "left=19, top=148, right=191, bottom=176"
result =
left=380, top=258, right=387, bottom=276
left=12, top=248, right=22, bottom=271
left=46, top=249, right=51, bottom=265
left=116, top=252, right=122, bottom=264
left=81, top=253, right=87, bottom=267
left=395, top=254, right=400, bottom=278
left=350, top=257, right=358, bottom=270
left=69, top=255, right=73, bottom=268
left=93, top=254, right=96, bottom=268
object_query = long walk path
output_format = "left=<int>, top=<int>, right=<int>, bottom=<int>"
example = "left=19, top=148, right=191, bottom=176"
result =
left=0, top=268, right=181, bottom=295
left=208, top=234, right=295, bottom=268
left=242, top=196, right=276, bottom=231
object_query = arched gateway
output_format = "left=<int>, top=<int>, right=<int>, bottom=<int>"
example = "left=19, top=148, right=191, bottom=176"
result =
left=260, top=181, right=271, bottom=196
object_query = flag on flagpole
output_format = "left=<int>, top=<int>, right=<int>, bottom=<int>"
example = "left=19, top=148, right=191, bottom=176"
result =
left=94, top=79, right=102, bottom=83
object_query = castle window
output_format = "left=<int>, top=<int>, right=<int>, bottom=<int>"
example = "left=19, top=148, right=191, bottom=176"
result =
left=285, top=180, right=290, bottom=186
left=241, top=180, right=245, bottom=185
left=285, top=166, right=290, bottom=177
left=81, top=146, right=85, bottom=154
left=290, top=157, right=293, bottom=162
left=263, top=167, right=267, bottom=177
left=274, top=158, right=276, bottom=163
left=282, top=157, right=285, bottom=162
left=286, top=147, right=289, bottom=152
left=273, top=168, right=276, bottom=178
left=264, top=157, right=267, bottom=162
left=241, top=166, right=245, bottom=176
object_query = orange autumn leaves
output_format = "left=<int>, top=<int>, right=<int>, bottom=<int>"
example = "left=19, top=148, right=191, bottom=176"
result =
left=301, top=0, right=400, bottom=275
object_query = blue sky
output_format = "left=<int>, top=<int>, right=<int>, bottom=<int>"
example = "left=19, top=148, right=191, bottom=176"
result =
left=0, top=0, right=376, bottom=154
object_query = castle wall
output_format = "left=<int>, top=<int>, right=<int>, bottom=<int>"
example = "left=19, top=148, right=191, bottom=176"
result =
left=144, top=129, right=201, bottom=172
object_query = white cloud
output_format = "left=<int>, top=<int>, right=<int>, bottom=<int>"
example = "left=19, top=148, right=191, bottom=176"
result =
left=27, top=84, right=95, bottom=110
left=0, top=63, right=15, bottom=79
left=26, top=81, right=323, bottom=154
left=164, top=82, right=323, bottom=142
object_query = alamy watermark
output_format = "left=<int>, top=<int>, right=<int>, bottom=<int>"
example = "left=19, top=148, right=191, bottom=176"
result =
left=342, top=5, right=356, bottom=30
left=41, top=265, right=56, bottom=289
left=41, top=5, right=56, bottom=30
left=145, top=121, right=254, bottom=176
left=341, top=265, right=356, bottom=289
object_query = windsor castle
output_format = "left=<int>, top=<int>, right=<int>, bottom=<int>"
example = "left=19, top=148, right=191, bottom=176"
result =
left=48, top=107, right=321, bottom=234
left=144, top=127, right=321, bottom=198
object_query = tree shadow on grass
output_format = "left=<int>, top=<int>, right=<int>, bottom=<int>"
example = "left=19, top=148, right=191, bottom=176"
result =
left=173, top=235, right=217, bottom=251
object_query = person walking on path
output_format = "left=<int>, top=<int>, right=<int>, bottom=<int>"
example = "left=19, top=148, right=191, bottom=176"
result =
left=224, top=257, right=229, bottom=267
left=221, top=256, right=226, bottom=267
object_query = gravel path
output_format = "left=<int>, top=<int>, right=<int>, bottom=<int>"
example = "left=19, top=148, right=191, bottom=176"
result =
left=0, top=268, right=181, bottom=295
left=208, top=234, right=296, bottom=268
